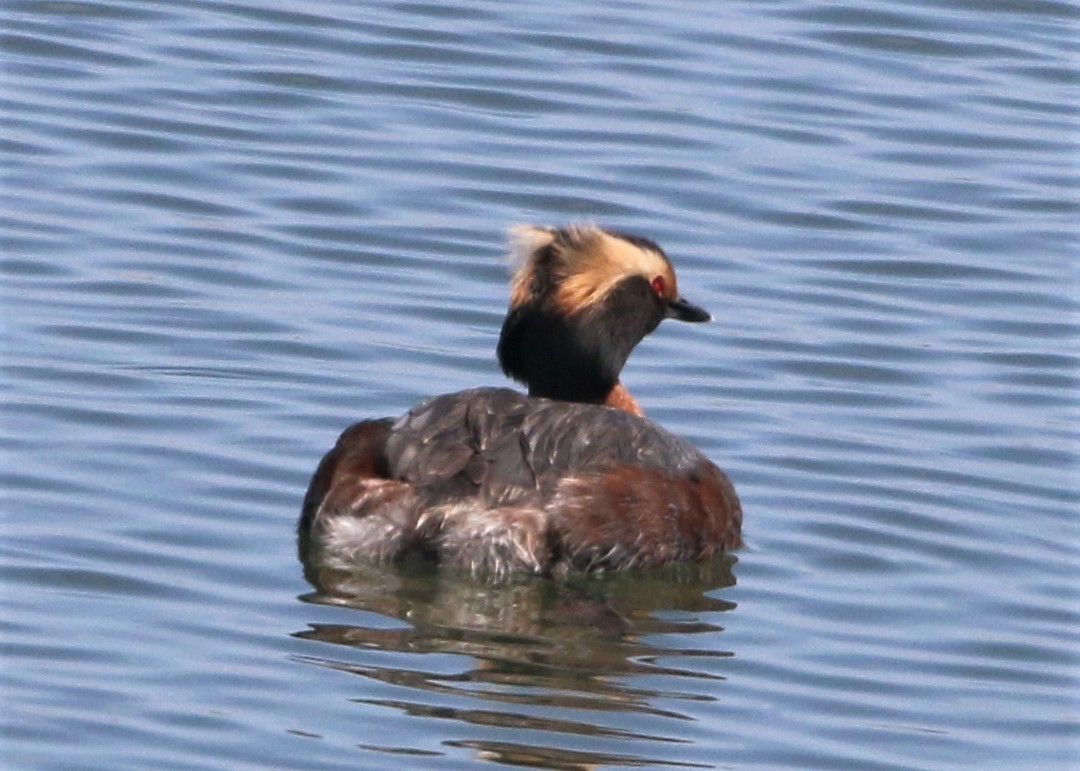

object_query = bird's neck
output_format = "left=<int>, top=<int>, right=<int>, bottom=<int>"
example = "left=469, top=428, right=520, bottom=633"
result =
left=602, top=381, right=644, bottom=416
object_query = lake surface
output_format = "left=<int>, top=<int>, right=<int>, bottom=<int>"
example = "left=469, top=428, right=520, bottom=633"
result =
left=2, top=0, right=1077, bottom=768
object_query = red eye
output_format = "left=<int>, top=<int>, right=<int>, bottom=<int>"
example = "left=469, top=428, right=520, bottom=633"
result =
left=651, top=275, right=666, bottom=296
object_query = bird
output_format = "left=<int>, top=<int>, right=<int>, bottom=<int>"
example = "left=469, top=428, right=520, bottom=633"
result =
left=299, top=223, right=742, bottom=579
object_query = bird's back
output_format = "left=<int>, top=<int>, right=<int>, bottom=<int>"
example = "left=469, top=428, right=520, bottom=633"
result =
left=387, top=387, right=709, bottom=504
left=302, top=387, right=741, bottom=578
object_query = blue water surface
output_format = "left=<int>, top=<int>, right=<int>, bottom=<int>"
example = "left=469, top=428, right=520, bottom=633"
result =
left=2, top=1, right=1077, bottom=768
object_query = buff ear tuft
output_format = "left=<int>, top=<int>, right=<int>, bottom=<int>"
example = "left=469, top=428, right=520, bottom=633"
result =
left=507, top=225, right=556, bottom=271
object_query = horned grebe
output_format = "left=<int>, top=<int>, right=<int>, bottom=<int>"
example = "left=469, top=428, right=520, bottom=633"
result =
left=300, top=224, right=741, bottom=578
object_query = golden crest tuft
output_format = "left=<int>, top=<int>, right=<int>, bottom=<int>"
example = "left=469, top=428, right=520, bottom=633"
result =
left=505, top=223, right=676, bottom=314
left=507, top=225, right=557, bottom=308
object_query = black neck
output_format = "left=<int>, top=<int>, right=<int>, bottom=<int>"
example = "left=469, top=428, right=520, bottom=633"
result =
left=497, top=275, right=664, bottom=403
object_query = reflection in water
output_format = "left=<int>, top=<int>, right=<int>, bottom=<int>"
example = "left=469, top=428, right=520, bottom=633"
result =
left=294, top=557, right=737, bottom=769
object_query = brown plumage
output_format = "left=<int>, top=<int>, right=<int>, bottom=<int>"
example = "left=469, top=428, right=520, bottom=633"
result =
left=299, top=224, right=742, bottom=579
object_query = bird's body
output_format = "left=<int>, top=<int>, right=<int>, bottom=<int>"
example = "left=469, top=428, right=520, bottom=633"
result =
left=300, top=224, right=741, bottom=578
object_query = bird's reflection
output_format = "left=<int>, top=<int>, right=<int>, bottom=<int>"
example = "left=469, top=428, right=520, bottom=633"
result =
left=294, top=556, right=737, bottom=769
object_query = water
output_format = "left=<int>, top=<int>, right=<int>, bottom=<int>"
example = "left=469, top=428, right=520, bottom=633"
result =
left=2, top=0, right=1077, bottom=768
